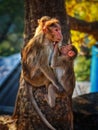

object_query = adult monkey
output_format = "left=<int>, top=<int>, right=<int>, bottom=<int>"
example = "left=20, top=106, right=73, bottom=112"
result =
left=21, top=18, right=65, bottom=130
left=22, top=18, right=64, bottom=92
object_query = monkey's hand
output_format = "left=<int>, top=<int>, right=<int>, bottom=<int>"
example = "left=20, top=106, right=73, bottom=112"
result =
left=54, top=84, right=68, bottom=97
left=53, top=82, right=68, bottom=96
left=54, top=82, right=65, bottom=93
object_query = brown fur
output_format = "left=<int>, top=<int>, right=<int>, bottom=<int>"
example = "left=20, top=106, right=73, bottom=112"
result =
left=34, top=16, right=51, bottom=37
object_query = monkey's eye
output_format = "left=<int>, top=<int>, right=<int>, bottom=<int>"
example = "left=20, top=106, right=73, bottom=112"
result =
left=55, top=28, right=58, bottom=31
left=50, top=23, right=55, bottom=27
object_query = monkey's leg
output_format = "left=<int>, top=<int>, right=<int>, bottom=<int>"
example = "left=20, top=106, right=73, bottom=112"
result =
left=46, top=84, right=56, bottom=108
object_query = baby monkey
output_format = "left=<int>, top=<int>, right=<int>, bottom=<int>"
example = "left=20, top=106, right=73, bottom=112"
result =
left=46, top=44, right=78, bottom=108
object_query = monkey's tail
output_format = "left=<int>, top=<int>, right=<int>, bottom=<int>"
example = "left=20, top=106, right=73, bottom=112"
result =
left=28, top=86, right=56, bottom=130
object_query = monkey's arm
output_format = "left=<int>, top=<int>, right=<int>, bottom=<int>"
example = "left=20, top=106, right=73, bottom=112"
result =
left=51, top=55, right=66, bottom=68
left=51, top=45, right=66, bottom=68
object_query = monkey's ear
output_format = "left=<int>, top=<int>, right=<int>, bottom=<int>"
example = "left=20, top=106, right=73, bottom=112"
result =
left=42, top=26, right=48, bottom=34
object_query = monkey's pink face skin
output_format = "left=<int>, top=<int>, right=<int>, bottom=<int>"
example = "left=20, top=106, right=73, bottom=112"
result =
left=68, top=50, right=75, bottom=57
left=51, top=25, right=63, bottom=43
left=43, top=23, right=63, bottom=43
left=61, top=45, right=75, bottom=57
left=60, top=46, right=68, bottom=55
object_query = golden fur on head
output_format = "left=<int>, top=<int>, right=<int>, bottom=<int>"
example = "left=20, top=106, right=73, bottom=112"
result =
left=34, top=16, right=51, bottom=37
left=43, top=18, right=60, bottom=29
left=38, top=16, right=51, bottom=25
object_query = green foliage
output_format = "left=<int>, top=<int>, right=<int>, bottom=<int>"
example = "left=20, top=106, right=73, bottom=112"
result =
left=0, top=0, right=24, bottom=16
left=66, top=0, right=98, bottom=50
left=0, top=40, right=15, bottom=56
left=0, top=0, right=24, bottom=56
left=74, top=56, right=91, bottom=81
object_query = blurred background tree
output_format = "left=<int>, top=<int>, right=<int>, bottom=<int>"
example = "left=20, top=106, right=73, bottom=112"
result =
left=0, top=0, right=24, bottom=56
left=66, top=0, right=98, bottom=51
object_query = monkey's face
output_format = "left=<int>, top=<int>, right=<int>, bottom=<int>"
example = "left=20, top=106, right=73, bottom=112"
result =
left=61, top=45, right=77, bottom=61
left=43, top=21, right=63, bottom=43
left=60, top=45, right=71, bottom=55
left=50, top=24, right=63, bottom=43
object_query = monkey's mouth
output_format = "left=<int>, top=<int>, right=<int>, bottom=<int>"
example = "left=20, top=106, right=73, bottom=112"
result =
left=55, top=41, right=58, bottom=44
left=53, top=42, right=58, bottom=46
left=55, top=40, right=61, bottom=43
left=56, top=38, right=62, bottom=43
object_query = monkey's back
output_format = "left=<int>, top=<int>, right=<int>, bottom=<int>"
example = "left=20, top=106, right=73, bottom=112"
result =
left=21, top=35, right=51, bottom=87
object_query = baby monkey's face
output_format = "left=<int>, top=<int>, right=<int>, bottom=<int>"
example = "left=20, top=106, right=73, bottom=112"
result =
left=60, top=44, right=77, bottom=60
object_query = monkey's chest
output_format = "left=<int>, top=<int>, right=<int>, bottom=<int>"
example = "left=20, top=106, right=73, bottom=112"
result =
left=55, top=67, right=64, bottom=82
left=45, top=45, right=54, bottom=65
